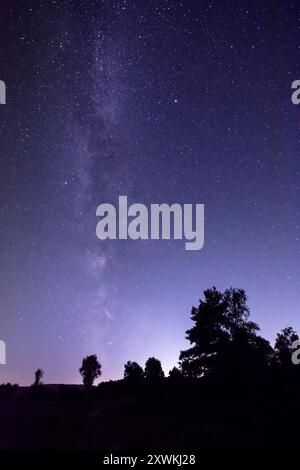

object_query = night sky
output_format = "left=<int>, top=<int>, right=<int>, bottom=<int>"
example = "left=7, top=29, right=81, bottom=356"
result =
left=0, top=0, right=299, bottom=385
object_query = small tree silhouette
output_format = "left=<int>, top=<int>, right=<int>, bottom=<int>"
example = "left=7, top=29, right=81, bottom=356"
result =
left=79, top=354, right=101, bottom=389
left=124, top=361, right=144, bottom=383
left=168, top=366, right=182, bottom=380
left=145, top=357, right=164, bottom=383
left=33, top=368, right=44, bottom=387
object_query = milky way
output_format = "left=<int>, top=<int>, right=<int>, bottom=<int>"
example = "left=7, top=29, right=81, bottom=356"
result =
left=0, top=0, right=299, bottom=384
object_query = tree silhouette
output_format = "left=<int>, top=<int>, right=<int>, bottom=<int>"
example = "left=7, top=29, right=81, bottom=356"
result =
left=79, top=354, right=101, bottom=389
left=168, top=366, right=182, bottom=378
left=274, top=326, right=299, bottom=367
left=33, top=368, right=44, bottom=387
left=168, top=366, right=183, bottom=384
left=124, top=361, right=144, bottom=383
left=179, top=287, right=229, bottom=377
left=216, top=325, right=273, bottom=380
left=179, top=287, right=271, bottom=378
left=145, top=357, right=164, bottom=383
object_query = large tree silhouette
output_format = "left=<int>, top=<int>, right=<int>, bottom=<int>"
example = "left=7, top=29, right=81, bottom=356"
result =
left=145, top=357, right=164, bottom=383
left=79, top=354, right=101, bottom=389
left=179, top=287, right=272, bottom=378
left=124, top=361, right=144, bottom=383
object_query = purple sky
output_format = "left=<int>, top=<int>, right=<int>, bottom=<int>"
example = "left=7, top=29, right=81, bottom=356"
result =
left=0, top=0, right=299, bottom=385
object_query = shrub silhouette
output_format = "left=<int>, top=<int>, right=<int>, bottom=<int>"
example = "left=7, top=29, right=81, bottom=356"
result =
left=33, top=368, right=44, bottom=387
left=0, top=383, right=19, bottom=398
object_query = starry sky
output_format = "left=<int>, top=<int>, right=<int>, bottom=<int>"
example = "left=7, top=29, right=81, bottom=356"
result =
left=0, top=0, right=299, bottom=385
